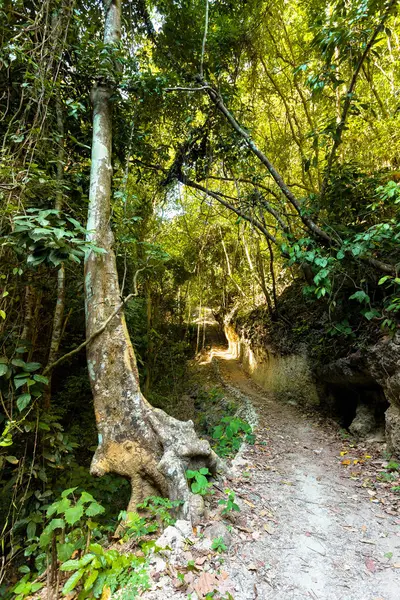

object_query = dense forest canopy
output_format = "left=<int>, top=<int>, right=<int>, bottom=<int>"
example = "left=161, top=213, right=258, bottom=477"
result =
left=0, top=0, right=399, bottom=597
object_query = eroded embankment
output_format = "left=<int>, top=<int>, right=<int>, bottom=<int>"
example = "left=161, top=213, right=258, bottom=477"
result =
left=224, top=314, right=400, bottom=458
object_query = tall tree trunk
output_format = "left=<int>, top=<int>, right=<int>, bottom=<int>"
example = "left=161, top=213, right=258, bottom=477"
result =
left=85, top=0, right=219, bottom=519
left=43, top=88, right=66, bottom=409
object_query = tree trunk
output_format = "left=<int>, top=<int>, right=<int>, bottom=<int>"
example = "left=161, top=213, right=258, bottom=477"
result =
left=43, top=83, right=66, bottom=409
left=85, top=0, right=220, bottom=520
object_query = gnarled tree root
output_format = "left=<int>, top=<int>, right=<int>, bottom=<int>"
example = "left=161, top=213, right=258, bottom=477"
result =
left=90, top=398, right=224, bottom=524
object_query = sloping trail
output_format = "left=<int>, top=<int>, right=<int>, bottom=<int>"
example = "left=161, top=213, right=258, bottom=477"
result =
left=212, top=345, right=400, bottom=600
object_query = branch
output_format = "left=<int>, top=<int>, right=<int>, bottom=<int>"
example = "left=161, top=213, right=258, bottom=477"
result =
left=200, top=0, right=209, bottom=78
left=196, top=77, right=333, bottom=244
left=322, top=0, right=397, bottom=194
left=165, top=86, right=211, bottom=92
left=177, top=172, right=289, bottom=256
left=43, top=292, right=134, bottom=375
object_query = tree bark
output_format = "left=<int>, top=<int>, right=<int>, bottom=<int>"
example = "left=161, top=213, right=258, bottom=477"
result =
left=43, top=82, right=66, bottom=409
left=85, top=0, right=220, bottom=520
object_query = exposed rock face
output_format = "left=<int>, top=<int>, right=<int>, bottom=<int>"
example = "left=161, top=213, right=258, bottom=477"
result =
left=318, top=332, right=400, bottom=457
left=226, top=314, right=400, bottom=457
left=225, top=325, right=320, bottom=408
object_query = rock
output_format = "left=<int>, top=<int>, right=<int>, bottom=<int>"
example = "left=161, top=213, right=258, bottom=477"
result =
left=174, top=519, right=192, bottom=537
left=188, top=494, right=206, bottom=525
left=386, top=404, right=400, bottom=455
left=156, top=525, right=185, bottom=551
left=148, top=555, right=167, bottom=573
left=204, top=522, right=233, bottom=548
left=349, top=403, right=377, bottom=437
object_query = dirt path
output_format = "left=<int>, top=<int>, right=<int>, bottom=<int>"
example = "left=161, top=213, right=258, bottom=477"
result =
left=212, top=346, right=400, bottom=600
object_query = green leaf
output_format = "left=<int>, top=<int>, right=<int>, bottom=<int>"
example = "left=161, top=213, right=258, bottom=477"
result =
left=27, top=521, right=37, bottom=540
left=85, top=502, right=105, bottom=517
left=11, top=358, right=26, bottom=368
left=60, top=559, right=82, bottom=571
left=62, top=569, right=84, bottom=594
left=14, top=378, right=28, bottom=390
left=19, top=565, right=31, bottom=574
left=0, top=363, right=8, bottom=376
left=348, top=290, right=370, bottom=303
left=61, top=487, right=78, bottom=498
left=77, top=491, right=95, bottom=505
left=6, top=455, right=19, bottom=464
left=17, top=393, right=32, bottom=412
left=0, top=310, right=6, bottom=320
left=57, top=542, right=75, bottom=563
left=55, top=497, right=71, bottom=515
left=24, top=362, right=41, bottom=372
left=84, top=568, right=98, bottom=591
left=33, top=374, right=49, bottom=384
left=378, top=276, right=391, bottom=285
left=64, top=504, right=84, bottom=525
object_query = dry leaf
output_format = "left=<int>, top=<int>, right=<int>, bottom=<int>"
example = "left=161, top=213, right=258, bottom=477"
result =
left=264, top=523, right=274, bottom=534
left=342, top=459, right=351, bottom=466
left=193, top=572, right=219, bottom=598
left=365, top=558, right=376, bottom=573
left=393, top=563, right=400, bottom=568
left=247, top=563, right=257, bottom=571
left=195, top=556, right=207, bottom=566
left=244, top=499, right=255, bottom=508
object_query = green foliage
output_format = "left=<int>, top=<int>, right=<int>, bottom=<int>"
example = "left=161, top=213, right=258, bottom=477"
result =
left=137, top=496, right=183, bottom=527
left=218, top=489, right=240, bottom=516
left=211, top=536, right=227, bottom=553
left=386, top=460, right=399, bottom=472
left=11, top=488, right=150, bottom=599
left=212, top=417, right=255, bottom=458
left=6, top=209, right=106, bottom=268
left=185, top=468, right=213, bottom=496
left=60, top=544, right=149, bottom=599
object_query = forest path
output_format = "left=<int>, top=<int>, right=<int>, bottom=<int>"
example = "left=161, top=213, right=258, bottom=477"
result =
left=211, top=345, right=400, bottom=600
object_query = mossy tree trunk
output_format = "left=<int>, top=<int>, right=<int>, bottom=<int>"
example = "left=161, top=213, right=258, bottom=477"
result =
left=84, top=0, right=220, bottom=519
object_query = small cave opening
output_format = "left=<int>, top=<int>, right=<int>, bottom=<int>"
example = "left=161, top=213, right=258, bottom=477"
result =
left=322, top=382, right=389, bottom=437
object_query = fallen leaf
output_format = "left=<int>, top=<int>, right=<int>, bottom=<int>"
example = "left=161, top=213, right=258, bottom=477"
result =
left=195, top=556, right=207, bottom=566
left=247, top=563, right=257, bottom=571
left=342, top=459, right=351, bottom=466
left=365, top=558, right=376, bottom=573
left=244, top=499, right=256, bottom=508
left=264, top=523, right=274, bottom=534
left=193, top=572, right=219, bottom=598
left=340, top=451, right=348, bottom=456
left=220, top=570, right=229, bottom=580
left=393, top=563, right=400, bottom=568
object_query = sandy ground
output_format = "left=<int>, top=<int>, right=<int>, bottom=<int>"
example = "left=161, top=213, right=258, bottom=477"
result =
left=212, top=346, right=400, bottom=600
